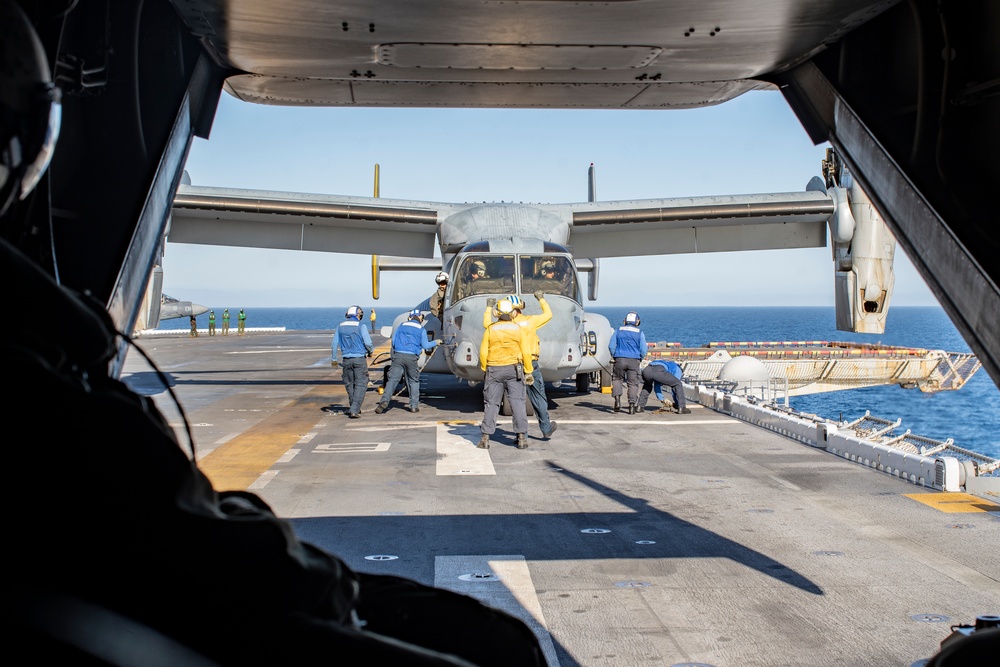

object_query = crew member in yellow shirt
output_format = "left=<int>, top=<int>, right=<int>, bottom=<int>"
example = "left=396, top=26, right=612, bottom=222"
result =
left=478, top=299, right=533, bottom=450
left=484, top=292, right=556, bottom=438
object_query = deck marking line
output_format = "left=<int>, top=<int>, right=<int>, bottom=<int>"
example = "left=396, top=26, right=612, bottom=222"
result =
left=904, top=492, right=1000, bottom=513
left=277, top=449, right=300, bottom=463
left=436, top=424, right=495, bottom=476
left=350, top=424, right=437, bottom=431
left=435, top=555, right=558, bottom=667
left=248, top=470, right=279, bottom=490
left=314, top=442, right=391, bottom=453
left=480, top=419, right=728, bottom=426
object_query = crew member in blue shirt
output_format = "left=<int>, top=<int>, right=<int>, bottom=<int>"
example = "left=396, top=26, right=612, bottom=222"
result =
left=332, top=305, right=373, bottom=418
left=609, top=311, right=647, bottom=414
left=638, top=359, right=691, bottom=414
left=375, top=309, right=440, bottom=414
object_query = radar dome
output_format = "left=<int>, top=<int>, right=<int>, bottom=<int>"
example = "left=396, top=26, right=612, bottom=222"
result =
left=717, top=356, right=770, bottom=383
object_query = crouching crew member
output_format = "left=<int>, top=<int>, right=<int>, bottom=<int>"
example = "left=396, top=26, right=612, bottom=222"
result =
left=609, top=311, right=647, bottom=414
left=333, top=305, right=373, bottom=418
left=376, top=309, right=439, bottom=414
left=478, top=299, right=533, bottom=450
left=638, top=359, right=691, bottom=414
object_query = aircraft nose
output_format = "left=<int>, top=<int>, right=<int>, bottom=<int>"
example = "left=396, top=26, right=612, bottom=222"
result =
left=190, top=304, right=209, bottom=316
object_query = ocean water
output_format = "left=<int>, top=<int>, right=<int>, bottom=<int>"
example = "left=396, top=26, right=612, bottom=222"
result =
left=161, top=306, right=1000, bottom=458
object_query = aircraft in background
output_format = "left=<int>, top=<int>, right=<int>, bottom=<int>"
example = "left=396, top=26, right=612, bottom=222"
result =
left=171, top=151, right=895, bottom=388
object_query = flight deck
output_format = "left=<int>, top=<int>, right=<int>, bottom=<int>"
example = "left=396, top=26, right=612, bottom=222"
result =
left=122, top=330, right=1000, bottom=667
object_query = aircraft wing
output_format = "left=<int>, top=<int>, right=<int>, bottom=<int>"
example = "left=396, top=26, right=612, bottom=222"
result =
left=170, top=184, right=461, bottom=258
left=563, top=190, right=834, bottom=258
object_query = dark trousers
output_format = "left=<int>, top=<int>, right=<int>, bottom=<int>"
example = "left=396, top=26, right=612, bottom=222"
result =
left=639, top=365, right=686, bottom=410
left=482, top=364, right=528, bottom=435
left=382, top=351, right=421, bottom=409
left=342, top=356, right=369, bottom=415
left=612, top=357, right=641, bottom=404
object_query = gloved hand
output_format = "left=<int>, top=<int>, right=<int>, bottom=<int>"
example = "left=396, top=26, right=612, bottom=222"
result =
left=331, top=360, right=339, bottom=368
left=434, top=339, right=443, bottom=345
left=533, top=290, right=544, bottom=301
left=524, top=373, right=535, bottom=386
left=366, top=351, right=372, bottom=358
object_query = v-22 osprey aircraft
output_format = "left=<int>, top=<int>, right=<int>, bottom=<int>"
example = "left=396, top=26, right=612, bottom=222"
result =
left=170, top=150, right=896, bottom=389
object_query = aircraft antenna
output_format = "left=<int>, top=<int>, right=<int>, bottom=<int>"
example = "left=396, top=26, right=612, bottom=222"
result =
left=588, top=163, right=597, bottom=202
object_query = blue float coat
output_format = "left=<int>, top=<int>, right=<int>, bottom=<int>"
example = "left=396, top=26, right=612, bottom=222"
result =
left=333, top=319, right=373, bottom=358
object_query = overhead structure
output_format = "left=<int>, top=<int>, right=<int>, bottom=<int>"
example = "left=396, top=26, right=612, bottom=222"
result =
left=2, top=1, right=996, bottom=386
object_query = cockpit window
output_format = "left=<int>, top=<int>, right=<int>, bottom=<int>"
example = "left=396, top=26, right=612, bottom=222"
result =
left=453, top=255, right=516, bottom=301
left=519, top=256, right=578, bottom=301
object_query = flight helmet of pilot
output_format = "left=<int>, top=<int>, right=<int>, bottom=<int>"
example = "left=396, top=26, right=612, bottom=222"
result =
left=435, top=271, right=449, bottom=287
left=408, top=308, right=424, bottom=323
left=540, top=260, right=558, bottom=278
left=0, top=0, right=62, bottom=219
left=624, top=311, right=641, bottom=327
left=346, top=305, right=364, bottom=321
left=470, top=260, right=486, bottom=279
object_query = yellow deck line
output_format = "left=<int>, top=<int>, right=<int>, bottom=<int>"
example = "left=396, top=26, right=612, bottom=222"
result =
left=197, top=385, right=337, bottom=491
left=904, top=492, right=1000, bottom=513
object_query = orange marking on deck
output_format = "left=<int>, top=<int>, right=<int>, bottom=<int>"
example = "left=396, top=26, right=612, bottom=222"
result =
left=904, top=492, right=1000, bottom=513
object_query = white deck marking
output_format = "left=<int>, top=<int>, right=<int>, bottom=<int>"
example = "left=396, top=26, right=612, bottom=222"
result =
left=313, top=442, right=391, bottom=453
left=248, top=470, right=279, bottom=490
left=436, top=423, right=496, bottom=476
left=277, top=449, right=300, bottom=463
left=349, top=424, right=437, bottom=432
left=435, top=555, right=559, bottom=667
left=543, top=419, right=728, bottom=425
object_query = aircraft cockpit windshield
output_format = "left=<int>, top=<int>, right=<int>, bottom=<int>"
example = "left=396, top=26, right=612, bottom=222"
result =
left=519, top=255, right=578, bottom=301
left=452, top=253, right=580, bottom=303
left=453, top=255, right=516, bottom=301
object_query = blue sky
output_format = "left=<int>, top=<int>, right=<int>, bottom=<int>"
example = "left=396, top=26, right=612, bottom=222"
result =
left=168, top=90, right=937, bottom=309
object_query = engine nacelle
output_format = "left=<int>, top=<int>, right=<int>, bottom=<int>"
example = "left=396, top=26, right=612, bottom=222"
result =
left=830, top=178, right=896, bottom=334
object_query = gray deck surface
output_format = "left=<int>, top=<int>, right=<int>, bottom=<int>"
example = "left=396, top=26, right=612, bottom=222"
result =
left=122, top=330, right=1000, bottom=667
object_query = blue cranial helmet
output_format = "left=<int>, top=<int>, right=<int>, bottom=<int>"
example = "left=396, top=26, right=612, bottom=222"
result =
left=346, top=305, right=363, bottom=320
left=624, top=311, right=640, bottom=326
left=408, top=308, right=424, bottom=322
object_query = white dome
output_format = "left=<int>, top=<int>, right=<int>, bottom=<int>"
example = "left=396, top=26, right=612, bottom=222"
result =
left=717, top=355, right=770, bottom=382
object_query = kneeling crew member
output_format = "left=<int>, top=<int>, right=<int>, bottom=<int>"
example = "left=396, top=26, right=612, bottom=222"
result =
left=333, top=305, right=373, bottom=418
left=638, top=359, right=691, bottom=414
left=478, top=299, right=533, bottom=449
left=609, top=311, right=647, bottom=414
left=375, top=309, right=439, bottom=414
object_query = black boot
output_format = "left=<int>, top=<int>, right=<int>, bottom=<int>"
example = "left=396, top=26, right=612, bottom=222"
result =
left=613, top=396, right=621, bottom=413
left=628, top=403, right=636, bottom=415
left=516, top=433, right=528, bottom=449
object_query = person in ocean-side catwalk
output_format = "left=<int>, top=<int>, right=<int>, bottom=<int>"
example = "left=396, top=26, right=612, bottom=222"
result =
left=609, top=311, right=647, bottom=414
left=637, top=359, right=691, bottom=414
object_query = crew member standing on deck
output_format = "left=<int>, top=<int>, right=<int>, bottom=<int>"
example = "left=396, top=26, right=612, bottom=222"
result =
left=237, top=308, right=246, bottom=335
left=208, top=310, right=216, bottom=336
left=484, top=293, right=557, bottom=438
left=189, top=315, right=198, bottom=337
left=333, top=306, right=373, bottom=418
left=609, top=311, right=647, bottom=414
left=375, top=309, right=440, bottom=414
left=478, top=299, right=533, bottom=450
left=222, top=308, right=230, bottom=335
left=638, top=359, right=691, bottom=414
left=370, top=307, right=377, bottom=332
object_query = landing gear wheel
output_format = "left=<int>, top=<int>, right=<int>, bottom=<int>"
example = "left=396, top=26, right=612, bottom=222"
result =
left=500, top=392, right=534, bottom=416
left=576, top=372, right=591, bottom=393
